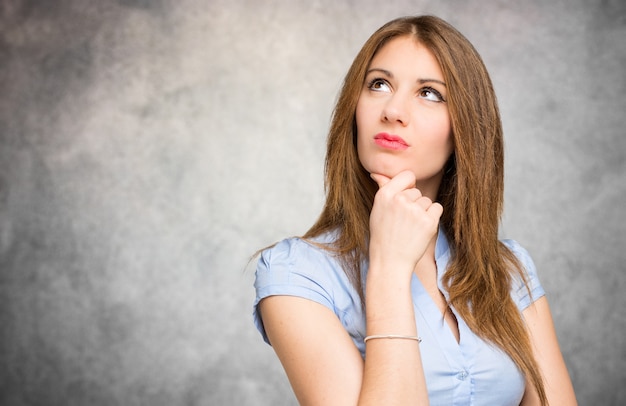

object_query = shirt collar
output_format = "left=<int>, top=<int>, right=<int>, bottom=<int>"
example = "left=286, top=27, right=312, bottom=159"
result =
left=435, top=225, right=451, bottom=262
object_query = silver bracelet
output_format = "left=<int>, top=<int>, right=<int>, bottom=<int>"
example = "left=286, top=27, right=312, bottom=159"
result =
left=364, top=334, right=422, bottom=343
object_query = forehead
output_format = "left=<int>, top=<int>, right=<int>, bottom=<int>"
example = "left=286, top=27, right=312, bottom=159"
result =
left=368, top=36, right=444, bottom=80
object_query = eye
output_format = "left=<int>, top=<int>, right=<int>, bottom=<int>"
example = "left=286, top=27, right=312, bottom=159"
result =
left=367, top=78, right=391, bottom=93
left=418, top=87, right=446, bottom=103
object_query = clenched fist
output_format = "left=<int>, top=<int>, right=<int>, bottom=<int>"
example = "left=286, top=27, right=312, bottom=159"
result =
left=368, top=170, right=443, bottom=279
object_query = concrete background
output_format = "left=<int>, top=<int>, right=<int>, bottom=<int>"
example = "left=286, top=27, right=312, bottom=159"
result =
left=1, top=0, right=624, bottom=404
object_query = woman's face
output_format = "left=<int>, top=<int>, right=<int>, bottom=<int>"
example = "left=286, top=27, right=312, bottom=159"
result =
left=356, top=35, right=453, bottom=199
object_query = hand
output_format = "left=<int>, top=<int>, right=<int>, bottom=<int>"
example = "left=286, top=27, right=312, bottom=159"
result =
left=368, top=170, right=443, bottom=276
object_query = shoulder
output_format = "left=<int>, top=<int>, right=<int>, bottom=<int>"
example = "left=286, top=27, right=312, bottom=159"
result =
left=501, top=239, right=535, bottom=272
left=253, top=231, right=362, bottom=344
left=256, top=231, right=342, bottom=283
left=500, top=239, right=546, bottom=312
left=254, top=230, right=354, bottom=312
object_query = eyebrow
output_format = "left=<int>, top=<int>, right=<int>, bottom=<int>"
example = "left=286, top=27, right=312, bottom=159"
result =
left=366, top=68, right=447, bottom=87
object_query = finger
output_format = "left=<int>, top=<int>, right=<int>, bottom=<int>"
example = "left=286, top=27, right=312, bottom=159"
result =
left=377, top=170, right=417, bottom=195
left=415, top=196, right=433, bottom=211
left=402, top=188, right=423, bottom=202
left=370, top=173, right=391, bottom=188
left=426, top=202, right=444, bottom=221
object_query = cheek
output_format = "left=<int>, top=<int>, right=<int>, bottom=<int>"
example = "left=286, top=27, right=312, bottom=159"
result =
left=355, top=131, right=369, bottom=168
left=430, top=113, right=452, bottom=153
left=445, top=132, right=454, bottom=155
left=444, top=120, right=454, bottom=155
left=355, top=100, right=369, bottom=160
left=438, top=122, right=453, bottom=151
left=416, top=114, right=453, bottom=165
left=355, top=99, right=367, bottom=134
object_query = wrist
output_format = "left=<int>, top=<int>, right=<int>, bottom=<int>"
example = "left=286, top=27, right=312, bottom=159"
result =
left=367, top=257, right=415, bottom=280
left=365, top=281, right=414, bottom=328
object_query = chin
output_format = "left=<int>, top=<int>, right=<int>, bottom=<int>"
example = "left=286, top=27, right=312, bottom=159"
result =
left=364, top=162, right=400, bottom=178
left=374, top=167, right=412, bottom=180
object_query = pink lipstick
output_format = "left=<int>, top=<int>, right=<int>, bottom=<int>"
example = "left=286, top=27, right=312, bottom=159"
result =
left=374, top=133, right=409, bottom=151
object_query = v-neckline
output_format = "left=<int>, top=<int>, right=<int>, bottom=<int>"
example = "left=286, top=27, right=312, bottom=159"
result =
left=411, top=273, right=462, bottom=349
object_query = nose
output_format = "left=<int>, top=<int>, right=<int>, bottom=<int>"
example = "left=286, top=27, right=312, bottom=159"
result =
left=381, top=93, right=410, bottom=126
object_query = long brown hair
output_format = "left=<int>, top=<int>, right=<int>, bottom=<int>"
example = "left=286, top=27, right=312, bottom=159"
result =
left=303, top=15, right=547, bottom=404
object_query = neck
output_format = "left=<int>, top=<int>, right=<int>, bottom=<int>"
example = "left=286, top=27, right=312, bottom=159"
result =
left=413, top=232, right=438, bottom=277
left=415, top=171, right=444, bottom=201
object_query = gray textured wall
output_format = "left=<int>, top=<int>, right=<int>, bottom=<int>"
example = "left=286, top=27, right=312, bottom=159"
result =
left=1, top=0, right=624, bottom=405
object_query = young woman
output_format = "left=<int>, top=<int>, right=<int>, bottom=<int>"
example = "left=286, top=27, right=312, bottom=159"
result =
left=253, top=15, right=577, bottom=405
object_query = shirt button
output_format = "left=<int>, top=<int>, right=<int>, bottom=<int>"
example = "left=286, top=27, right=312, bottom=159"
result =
left=457, top=370, right=468, bottom=380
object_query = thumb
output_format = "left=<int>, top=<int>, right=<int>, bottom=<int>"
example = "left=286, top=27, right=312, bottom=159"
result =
left=370, top=173, right=391, bottom=188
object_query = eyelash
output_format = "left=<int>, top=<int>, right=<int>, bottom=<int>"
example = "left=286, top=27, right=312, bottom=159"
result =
left=366, top=78, right=446, bottom=103
left=366, top=78, right=389, bottom=91
left=420, top=86, right=446, bottom=103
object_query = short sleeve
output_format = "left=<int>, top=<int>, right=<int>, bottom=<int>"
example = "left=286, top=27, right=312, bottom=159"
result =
left=252, top=238, right=337, bottom=345
left=503, top=240, right=546, bottom=312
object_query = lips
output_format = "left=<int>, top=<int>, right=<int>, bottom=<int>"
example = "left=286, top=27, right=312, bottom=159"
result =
left=373, top=132, right=409, bottom=150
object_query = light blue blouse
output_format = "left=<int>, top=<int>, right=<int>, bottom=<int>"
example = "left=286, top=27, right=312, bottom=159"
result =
left=253, top=229, right=545, bottom=405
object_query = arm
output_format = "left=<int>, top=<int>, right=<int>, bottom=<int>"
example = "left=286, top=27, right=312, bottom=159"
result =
left=520, top=296, right=578, bottom=405
left=259, top=171, right=437, bottom=405
left=259, top=295, right=364, bottom=406
left=260, top=284, right=428, bottom=406
left=358, top=256, right=429, bottom=405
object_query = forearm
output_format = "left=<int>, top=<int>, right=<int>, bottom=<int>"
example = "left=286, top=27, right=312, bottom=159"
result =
left=357, top=171, right=438, bottom=405
left=358, top=263, right=429, bottom=405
